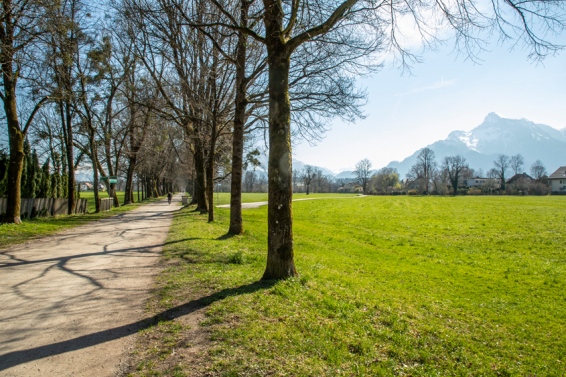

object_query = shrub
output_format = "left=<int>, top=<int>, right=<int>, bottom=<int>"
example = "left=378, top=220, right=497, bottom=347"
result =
left=407, top=189, right=418, bottom=195
left=467, top=188, right=482, bottom=196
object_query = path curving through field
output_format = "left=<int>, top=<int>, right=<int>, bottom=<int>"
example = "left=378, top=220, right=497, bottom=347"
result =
left=0, top=195, right=182, bottom=377
left=216, top=194, right=366, bottom=209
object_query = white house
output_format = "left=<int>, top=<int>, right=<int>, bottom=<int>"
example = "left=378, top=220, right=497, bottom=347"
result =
left=549, top=166, right=566, bottom=193
left=466, top=177, right=488, bottom=187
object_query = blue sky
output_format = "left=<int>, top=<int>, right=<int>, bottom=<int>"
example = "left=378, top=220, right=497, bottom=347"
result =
left=293, top=43, right=566, bottom=173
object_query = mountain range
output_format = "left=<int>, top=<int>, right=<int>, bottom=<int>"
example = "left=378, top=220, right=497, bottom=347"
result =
left=304, top=113, right=566, bottom=179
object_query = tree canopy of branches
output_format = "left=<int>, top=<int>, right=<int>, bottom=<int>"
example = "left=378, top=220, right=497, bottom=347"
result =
left=354, top=158, right=372, bottom=194
left=493, top=154, right=511, bottom=191
left=443, top=155, right=468, bottom=195
left=530, top=160, right=547, bottom=180
left=408, top=148, right=437, bottom=194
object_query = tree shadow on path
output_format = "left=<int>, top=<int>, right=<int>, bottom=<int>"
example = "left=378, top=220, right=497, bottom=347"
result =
left=0, top=280, right=275, bottom=371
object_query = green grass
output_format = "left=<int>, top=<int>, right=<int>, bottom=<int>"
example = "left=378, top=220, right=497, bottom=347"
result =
left=134, top=195, right=566, bottom=376
left=0, top=192, right=158, bottom=249
left=211, top=192, right=359, bottom=206
left=78, top=190, right=142, bottom=213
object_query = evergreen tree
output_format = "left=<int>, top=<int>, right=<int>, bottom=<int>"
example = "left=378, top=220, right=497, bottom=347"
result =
left=51, top=173, right=59, bottom=198
left=61, top=174, right=68, bottom=198
left=31, top=149, right=41, bottom=198
left=52, top=152, right=62, bottom=198
left=38, top=160, right=51, bottom=198
left=0, top=149, right=9, bottom=197
left=21, top=140, right=31, bottom=198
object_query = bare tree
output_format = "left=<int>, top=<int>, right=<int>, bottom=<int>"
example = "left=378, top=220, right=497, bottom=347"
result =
left=530, top=160, right=547, bottom=180
left=354, top=158, right=372, bottom=194
left=443, top=155, right=468, bottom=195
left=510, top=154, right=524, bottom=175
left=300, top=165, right=316, bottom=195
left=419, top=148, right=436, bottom=194
left=493, top=154, right=511, bottom=191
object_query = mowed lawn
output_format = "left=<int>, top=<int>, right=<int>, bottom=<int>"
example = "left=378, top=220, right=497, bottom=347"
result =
left=79, top=190, right=141, bottom=213
left=133, top=196, right=565, bottom=376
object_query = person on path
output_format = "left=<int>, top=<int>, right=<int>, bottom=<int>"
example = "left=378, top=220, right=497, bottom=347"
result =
left=167, top=192, right=172, bottom=204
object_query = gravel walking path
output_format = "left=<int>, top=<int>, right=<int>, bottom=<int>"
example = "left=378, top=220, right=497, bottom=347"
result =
left=0, top=195, right=181, bottom=377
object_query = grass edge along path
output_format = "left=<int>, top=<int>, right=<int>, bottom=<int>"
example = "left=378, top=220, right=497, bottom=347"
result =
left=0, top=194, right=161, bottom=249
left=125, top=195, right=565, bottom=377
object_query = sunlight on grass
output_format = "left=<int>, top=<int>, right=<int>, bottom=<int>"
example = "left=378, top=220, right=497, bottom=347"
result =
left=138, top=195, right=566, bottom=376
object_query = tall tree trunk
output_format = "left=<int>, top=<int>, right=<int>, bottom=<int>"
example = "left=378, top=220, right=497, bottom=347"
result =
left=124, top=152, right=137, bottom=205
left=5, top=122, right=24, bottom=224
left=89, top=129, right=101, bottom=213
left=2, top=10, right=22, bottom=224
left=193, top=141, right=208, bottom=213
left=229, top=4, right=249, bottom=234
left=63, top=103, right=76, bottom=214
left=206, top=135, right=216, bottom=222
left=262, top=43, right=297, bottom=280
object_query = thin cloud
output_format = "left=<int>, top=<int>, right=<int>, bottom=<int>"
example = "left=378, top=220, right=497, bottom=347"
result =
left=395, top=78, right=457, bottom=96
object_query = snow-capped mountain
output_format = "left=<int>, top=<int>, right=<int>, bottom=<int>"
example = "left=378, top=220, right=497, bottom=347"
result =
left=386, top=113, right=566, bottom=177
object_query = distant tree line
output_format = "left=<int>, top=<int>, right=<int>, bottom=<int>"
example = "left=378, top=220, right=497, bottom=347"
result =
left=359, top=149, right=551, bottom=196
left=230, top=149, right=553, bottom=196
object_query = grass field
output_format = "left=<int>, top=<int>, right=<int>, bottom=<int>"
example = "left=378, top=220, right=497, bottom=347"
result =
left=79, top=190, right=142, bottom=213
left=199, top=192, right=359, bottom=206
left=130, top=195, right=566, bottom=376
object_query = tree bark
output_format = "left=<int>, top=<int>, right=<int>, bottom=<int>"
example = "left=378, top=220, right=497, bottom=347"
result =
left=2, top=3, right=22, bottom=224
left=261, top=41, right=297, bottom=280
left=6, top=123, right=24, bottom=224
left=124, top=154, right=137, bottom=205
left=89, top=128, right=101, bottom=213
left=193, top=140, right=208, bottom=213
left=228, top=0, right=250, bottom=235
left=62, top=102, right=76, bottom=214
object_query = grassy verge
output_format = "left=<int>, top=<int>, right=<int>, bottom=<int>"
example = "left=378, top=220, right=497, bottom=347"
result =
left=0, top=193, right=159, bottom=249
left=128, top=195, right=566, bottom=376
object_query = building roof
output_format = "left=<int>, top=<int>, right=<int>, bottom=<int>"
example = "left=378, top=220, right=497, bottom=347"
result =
left=506, top=173, right=534, bottom=184
left=549, top=166, right=566, bottom=179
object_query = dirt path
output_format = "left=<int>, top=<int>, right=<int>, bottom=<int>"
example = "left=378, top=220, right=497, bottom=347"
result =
left=0, top=195, right=182, bottom=377
left=216, top=195, right=365, bottom=209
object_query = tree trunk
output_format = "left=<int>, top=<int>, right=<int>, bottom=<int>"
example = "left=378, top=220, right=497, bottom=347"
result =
left=262, top=43, right=297, bottom=280
left=64, top=103, right=76, bottom=215
left=193, top=141, right=208, bottom=213
left=2, top=20, right=23, bottom=224
left=228, top=1, right=249, bottom=235
left=206, top=128, right=217, bottom=222
left=124, top=153, right=137, bottom=205
left=5, top=124, right=24, bottom=224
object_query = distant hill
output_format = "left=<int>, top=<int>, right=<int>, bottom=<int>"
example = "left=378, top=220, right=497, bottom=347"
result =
left=386, top=113, right=566, bottom=177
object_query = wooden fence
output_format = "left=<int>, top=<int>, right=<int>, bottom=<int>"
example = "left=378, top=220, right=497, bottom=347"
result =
left=0, top=198, right=88, bottom=219
left=99, top=198, right=114, bottom=211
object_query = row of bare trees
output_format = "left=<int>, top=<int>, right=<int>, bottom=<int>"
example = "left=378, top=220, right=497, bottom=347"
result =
left=2, top=0, right=565, bottom=278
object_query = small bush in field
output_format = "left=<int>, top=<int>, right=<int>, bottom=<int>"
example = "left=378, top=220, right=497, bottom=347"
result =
left=467, top=188, right=482, bottom=195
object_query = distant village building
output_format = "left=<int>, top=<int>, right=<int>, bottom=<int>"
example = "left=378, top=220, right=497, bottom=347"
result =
left=549, top=166, right=566, bottom=193
left=465, top=177, right=489, bottom=188
left=506, top=173, right=534, bottom=185
left=506, top=173, right=534, bottom=194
